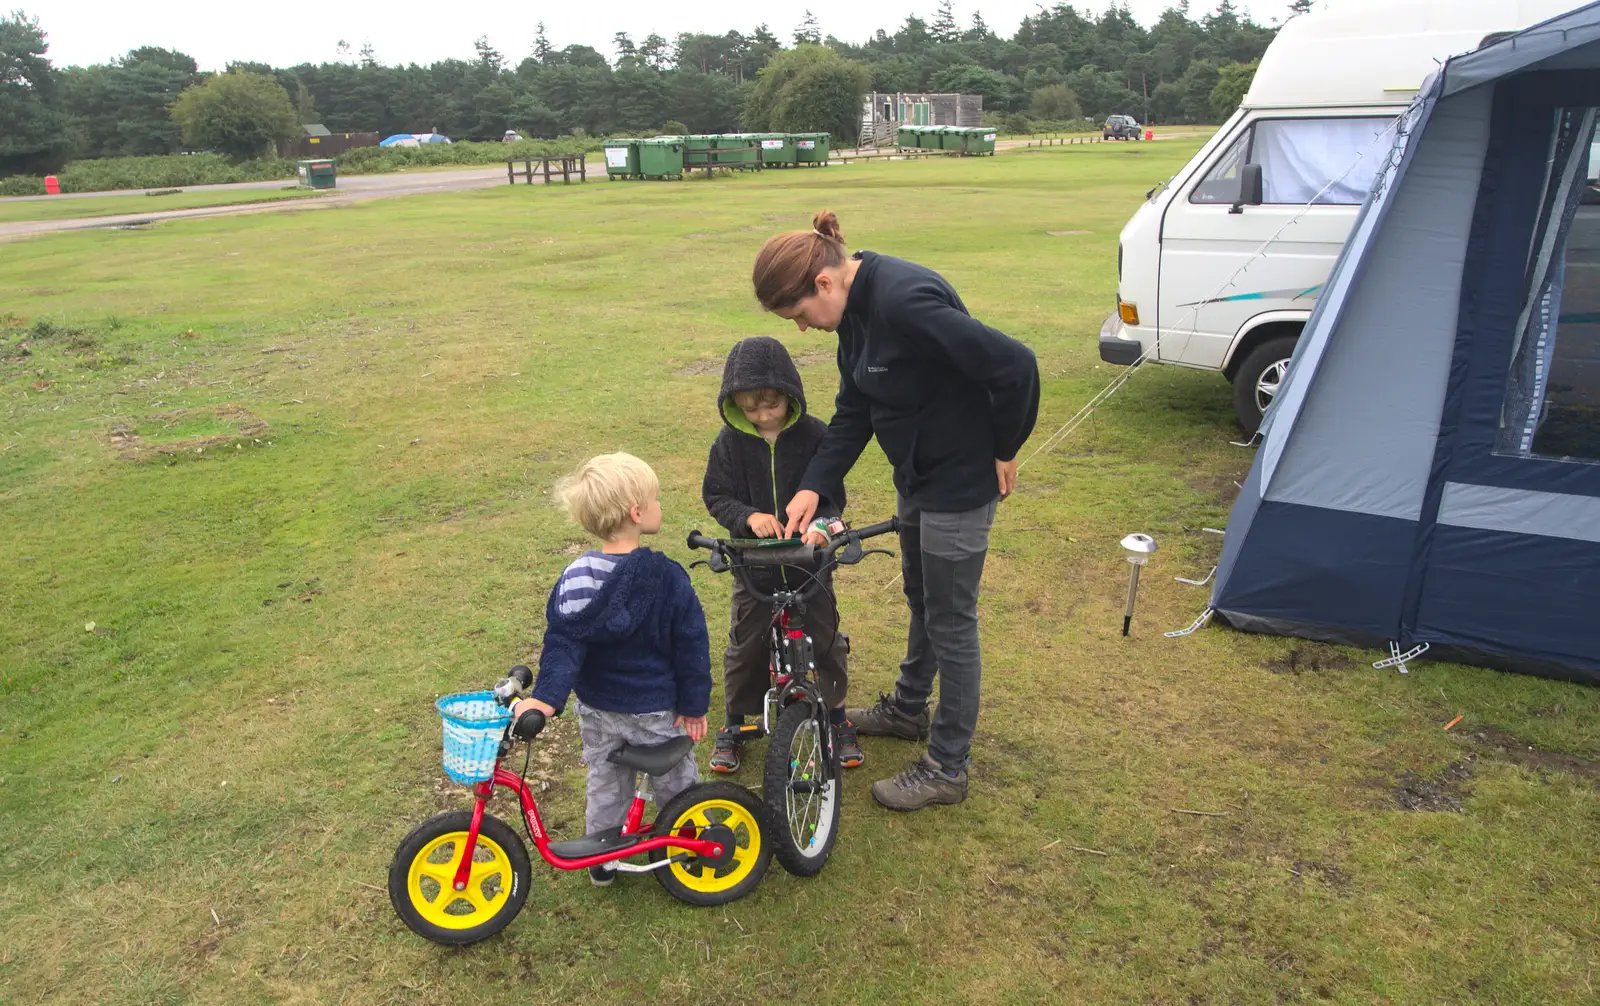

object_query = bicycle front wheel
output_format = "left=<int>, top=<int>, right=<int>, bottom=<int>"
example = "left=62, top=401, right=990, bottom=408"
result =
left=763, top=701, right=842, bottom=876
left=388, top=810, right=531, bottom=945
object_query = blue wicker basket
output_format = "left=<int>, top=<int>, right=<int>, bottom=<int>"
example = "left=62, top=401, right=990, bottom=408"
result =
left=436, top=690, right=512, bottom=784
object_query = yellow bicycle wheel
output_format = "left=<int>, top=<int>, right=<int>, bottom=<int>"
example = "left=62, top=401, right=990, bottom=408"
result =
left=388, top=811, right=531, bottom=945
left=649, top=781, right=772, bottom=906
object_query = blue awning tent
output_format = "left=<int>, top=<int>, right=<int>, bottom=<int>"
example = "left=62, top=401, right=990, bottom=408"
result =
left=1211, top=2, right=1600, bottom=684
left=379, top=133, right=452, bottom=148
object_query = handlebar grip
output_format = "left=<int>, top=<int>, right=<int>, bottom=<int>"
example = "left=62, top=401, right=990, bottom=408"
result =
left=740, top=543, right=821, bottom=567
left=686, top=530, right=719, bottom=551
left=511, top=707, right=547, bottom=741
left=851, top=517, right=900, bottom=539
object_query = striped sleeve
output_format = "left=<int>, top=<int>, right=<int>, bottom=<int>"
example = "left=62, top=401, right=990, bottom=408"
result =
left=555, top=552, right=617, bottom=614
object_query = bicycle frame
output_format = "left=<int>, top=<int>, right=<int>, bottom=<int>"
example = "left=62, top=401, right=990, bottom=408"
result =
left=443, top=754, right=725, bottom=894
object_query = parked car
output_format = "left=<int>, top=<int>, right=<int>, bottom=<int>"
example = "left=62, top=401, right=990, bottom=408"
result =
left=503, top=130, right=524, bottom=143
left=1103, top=115, right=1142, bottom=140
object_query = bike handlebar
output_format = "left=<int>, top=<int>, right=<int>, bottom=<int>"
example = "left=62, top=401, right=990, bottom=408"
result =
left=685, top=517, right=900, bottom=606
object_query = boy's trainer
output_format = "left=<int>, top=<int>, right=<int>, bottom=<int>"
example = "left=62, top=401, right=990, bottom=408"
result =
left=849, top=692, right=930, bottom=741
left=588, top=864, right=615, bottom=887
left=835, top=720, right=864, bottom=768
left=870, top=754, right=967, bottom=811
left=709, top=727, right=743, bottom=773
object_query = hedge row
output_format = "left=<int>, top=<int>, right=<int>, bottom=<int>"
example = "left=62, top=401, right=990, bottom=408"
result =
left=0, top=137, right=607, bottom=196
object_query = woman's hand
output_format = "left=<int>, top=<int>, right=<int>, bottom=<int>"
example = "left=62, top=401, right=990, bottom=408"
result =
left=747, top=513, right=784, bottom=538
left=676, top=714, right=708, bottom=742
left=783, top=490, right=820, bottom=537
left=996, top=458, right=1018, bottom=499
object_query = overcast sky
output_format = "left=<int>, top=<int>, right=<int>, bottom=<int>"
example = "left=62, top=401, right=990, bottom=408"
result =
left=27, top=0, right=1306, bottom=71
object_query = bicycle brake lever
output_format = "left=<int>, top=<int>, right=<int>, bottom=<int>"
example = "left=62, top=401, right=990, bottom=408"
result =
left=861, top=548, right=896, bottom=560
left=689, top=559, right=709, bottom=570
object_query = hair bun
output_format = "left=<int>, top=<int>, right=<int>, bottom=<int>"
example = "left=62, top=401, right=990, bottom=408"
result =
left=812, top=209, right=845, bottom=244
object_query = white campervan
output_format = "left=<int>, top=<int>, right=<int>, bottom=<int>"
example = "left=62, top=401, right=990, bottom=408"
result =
left=1098, top=0, right=1580, bottom=433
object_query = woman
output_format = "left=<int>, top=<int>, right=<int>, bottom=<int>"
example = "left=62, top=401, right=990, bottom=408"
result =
left=753, top=209, right=1040, bottom=812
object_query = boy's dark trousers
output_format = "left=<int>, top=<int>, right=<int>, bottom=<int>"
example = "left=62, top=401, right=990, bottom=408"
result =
left=723, top=573, right=848, bottom=719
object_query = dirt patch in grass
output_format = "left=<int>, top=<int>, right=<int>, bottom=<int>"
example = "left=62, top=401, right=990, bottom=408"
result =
left=674, top=348, right=832, bottom=376
left=673, top=357, right=720, bottom=376
left=1468, top=725, right=1600, bottom=787
left=107, top=404, right=270, bottom=462
left=1262, top=646, right=1354, bottom=675
left=1394, top=760, right=1474, bottom=812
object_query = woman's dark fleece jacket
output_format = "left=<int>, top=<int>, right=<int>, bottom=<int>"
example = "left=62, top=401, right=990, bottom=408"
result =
left=800, top=251, right=1040, bottom=513
left=702, top=336, right=845, bottom=589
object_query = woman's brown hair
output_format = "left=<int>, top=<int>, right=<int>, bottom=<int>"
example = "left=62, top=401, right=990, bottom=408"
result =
left=752, top=209, right=847, bottom=311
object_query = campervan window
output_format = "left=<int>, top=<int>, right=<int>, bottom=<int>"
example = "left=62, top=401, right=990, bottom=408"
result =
left=1498, top=108, right=1600, bottom=463
left=1190, top=117, right=1394, bottom=206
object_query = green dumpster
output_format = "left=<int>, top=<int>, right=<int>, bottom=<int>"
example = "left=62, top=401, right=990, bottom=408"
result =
left=940, top=127, right=972, bottom=154
left=683, top=135, right=717, bottom=171
left=896, top=125, right=920, bottom=148
left=297, top=159, right=336, bottom=189
left=602, top=139, right=641, bottom=179
left=714, top=134, right=761, bottom=168
left=794, top=132, right=830, bottom=165
left=637, top=137, right=685, bottom=180
left=754, top=133, right=798, bottom=167
left=917, top=126, right=946, bottom=150
left=969, top=127, right=998, bottom=156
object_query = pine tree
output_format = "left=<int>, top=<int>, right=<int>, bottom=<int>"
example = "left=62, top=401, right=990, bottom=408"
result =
left=1287, top=0, right=1313, bottom=13
left=358, top=40, right=377, bottom=68
left=793, top=10, right=822, bottom=46
left=613, top=32, right=637, bottom=67
left=473, top=37, right=503, bottom=71
left=533, top=22, right=552, bottom=63
left=932, top=0, right=960, bottom=43
left=967, top=10, right=991, bottom=40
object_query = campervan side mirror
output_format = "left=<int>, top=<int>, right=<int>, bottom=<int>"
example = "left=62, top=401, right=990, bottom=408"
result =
left=1231, top=163, right=1264, bottom=214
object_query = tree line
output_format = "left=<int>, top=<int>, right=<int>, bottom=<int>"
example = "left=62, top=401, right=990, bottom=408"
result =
left=1, top=2, right=1277, bottom=175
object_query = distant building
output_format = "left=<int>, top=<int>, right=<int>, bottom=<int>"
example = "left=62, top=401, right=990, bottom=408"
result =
left=860, top=92, right=984, bottom=146
left=288, top=124, right=380, bottom=158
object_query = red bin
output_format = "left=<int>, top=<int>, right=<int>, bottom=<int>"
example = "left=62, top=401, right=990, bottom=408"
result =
left=44, top=175, right=60, bottom=195
left=1144, top=129, right=1153, bottom=141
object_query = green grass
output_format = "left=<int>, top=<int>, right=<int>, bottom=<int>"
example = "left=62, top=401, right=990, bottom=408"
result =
left=1, top=143, right=1596, bottom=1005
left=0, top=188, right=319, bottom=224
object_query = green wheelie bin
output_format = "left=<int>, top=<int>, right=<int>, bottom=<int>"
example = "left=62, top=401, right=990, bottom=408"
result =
left=603, top=139, right=641, bottom=179
left=297, top=159, right=336, bottom=189
left=637, top=137, right=685, bottom=180
left=794, top=132, right=830, bottom=165
left=897, top=125, right=920, bottom=148
left=968, top=127, right=998, bottom=155
left=714, top=134, right=760, bottom=168
left=940, top=127, right=972, bottom=155
left=754, top=133, right=798, bottom=167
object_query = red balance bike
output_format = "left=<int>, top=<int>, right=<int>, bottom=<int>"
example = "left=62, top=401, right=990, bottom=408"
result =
left=687, top=518, right=898, bottom=876
left=389, top=671, right=772, bottom=945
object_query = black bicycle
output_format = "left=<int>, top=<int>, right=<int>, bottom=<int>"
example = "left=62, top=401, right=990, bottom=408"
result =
left=686, top=518, right=899, bottom=876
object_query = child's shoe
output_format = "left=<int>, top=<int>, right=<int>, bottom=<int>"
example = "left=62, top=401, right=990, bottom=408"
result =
left=709, top=726, right=743, bottom=773
left=836, top=720, right=864, bottom=768
left=588, top=864, right=615, bottom=887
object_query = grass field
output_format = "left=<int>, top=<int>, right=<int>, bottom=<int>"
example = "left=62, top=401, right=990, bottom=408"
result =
left=1, top=142, right=1596, bottom=1005
left=0, top=188, right=319, bottom=224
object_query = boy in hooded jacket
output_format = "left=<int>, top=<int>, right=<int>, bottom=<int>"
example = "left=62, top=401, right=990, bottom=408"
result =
left=701, top=336, right=858, bottom=773
left=512, top=453, right=712, bottom=887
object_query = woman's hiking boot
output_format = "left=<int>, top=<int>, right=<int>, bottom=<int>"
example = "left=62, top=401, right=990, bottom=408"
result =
left=848, top=692, right=931, bottom=741
left=709, top=727, right=743, bottom=773
left=870, top=754, right=968, bottom=811
left=836, top=720, right=864, bottom=768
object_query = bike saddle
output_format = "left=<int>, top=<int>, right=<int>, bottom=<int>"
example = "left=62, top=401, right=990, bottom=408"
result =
left=607, top=735, right=695, bottom=775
